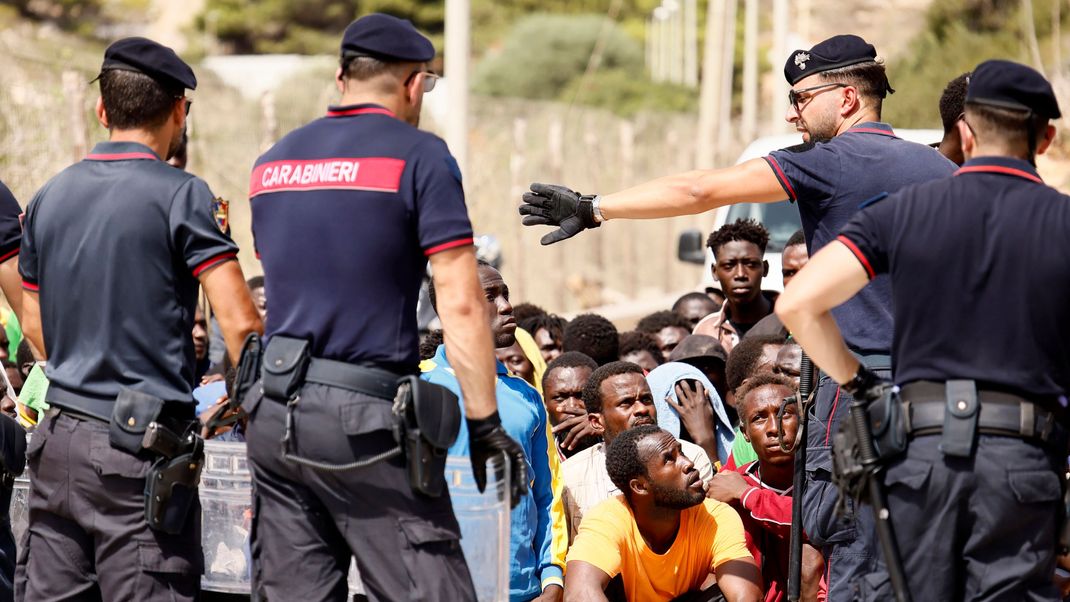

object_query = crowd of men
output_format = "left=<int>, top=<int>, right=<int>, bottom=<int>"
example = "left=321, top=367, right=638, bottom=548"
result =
left=0, top=9, right=1065, bottom=602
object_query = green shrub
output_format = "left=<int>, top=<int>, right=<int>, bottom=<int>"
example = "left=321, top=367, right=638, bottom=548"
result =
left=560, top=68, right=697, bottom=116
left=474, top=14, right=644, bottom=100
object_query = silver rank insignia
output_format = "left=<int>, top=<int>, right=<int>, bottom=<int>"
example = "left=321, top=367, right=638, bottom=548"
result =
left=212, top=197, right=230, bottom=233
left=795, top=52, right=811, bottom=70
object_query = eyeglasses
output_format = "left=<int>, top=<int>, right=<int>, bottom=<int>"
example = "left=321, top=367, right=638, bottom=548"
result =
left=405, top=70, right=440, bottom=93
left=788, top=82, right=848, bottom=110
left=175, top=96, right=192, bottom=115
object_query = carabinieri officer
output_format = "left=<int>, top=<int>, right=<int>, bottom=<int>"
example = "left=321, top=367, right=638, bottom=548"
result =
left=517, top=34, right=956, bottom=598
left=777, top=59, right=1069, bottom=600
left=246, top=13, right=527, bottom=601
left=15, top=38, right=263, bottom=600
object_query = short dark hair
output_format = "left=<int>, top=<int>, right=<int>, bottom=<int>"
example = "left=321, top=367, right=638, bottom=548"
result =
left=618, top=331, right=664, bottom=365
left=563, top=314, right=619, bottom=366
left=736, top=372, right=797, bottom=418
left=785, top=229, right=806, bottom=249
left=99, top=69, right=180, bottom=131
left=818, top=60, right=893, bottom=115
left=419, top=329, right=444, bottom=361
left=706, top=218, right=770, bottom=258
left=726, top=334, right=786, bottom=394
left=16, top=340, right=34, bottom=371
left=965, top=103, right=1050, bottom=160
left=543, top=351, right=598, bottom=390
left=520, top=313, right=567, bottom=344
left=940, top=72, right=970, bottom=134
left=428, top=259, right=494, bottom=312
left=582, top=361, right=644, bottom=413
left=246, top=275, right=265, bottom=290
left=605, top=424, right=664, bottom=500
left=512, top=303, right=547, bottom=325
left=671, top=292, right=719, bottom=315
left=636, top=310, right=692, bottom=335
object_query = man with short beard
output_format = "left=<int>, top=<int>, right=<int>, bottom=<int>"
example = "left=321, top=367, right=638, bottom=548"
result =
left=424, top=261, right=567, bottom=602
left=565, top=425, right=762, bottom=602
left=560, top=361, right=713, bottom=542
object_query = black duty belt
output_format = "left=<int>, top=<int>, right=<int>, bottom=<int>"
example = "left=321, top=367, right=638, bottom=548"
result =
left=900, top=381, right=1062, bottom=443
left=304, top=358, right=401, bottom=401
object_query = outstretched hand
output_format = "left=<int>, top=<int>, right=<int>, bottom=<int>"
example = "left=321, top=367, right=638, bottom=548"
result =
left=518, top=183, right=600, bottom=245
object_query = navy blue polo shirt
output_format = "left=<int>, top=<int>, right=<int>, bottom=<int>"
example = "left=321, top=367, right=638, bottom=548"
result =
left=839, top=156, right=1070, bottom=399
left=0, top=181, right=22, bottom=263
left=20, top=141, right=238, bottom=417
left=764, top=123, right=956, bottom=354
left=250, top=103, right=473, bottom=371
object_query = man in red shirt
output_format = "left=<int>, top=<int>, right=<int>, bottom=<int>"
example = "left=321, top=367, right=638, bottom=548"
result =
left=708, top=373, right=825, bottom=602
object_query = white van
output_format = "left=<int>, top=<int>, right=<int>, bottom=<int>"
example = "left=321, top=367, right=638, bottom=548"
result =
left=677, top=129, right=944, bottom=292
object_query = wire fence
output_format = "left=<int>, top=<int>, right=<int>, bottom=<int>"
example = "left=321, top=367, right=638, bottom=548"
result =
left=1, top=49, right=728, bottom=317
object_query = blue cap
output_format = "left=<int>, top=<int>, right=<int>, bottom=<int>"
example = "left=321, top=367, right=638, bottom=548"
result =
left=967, top=59, right=1061, bottom=119
left=341, top=13, right=435, bottom=63
left=98, top=37, right=196, bottom=92
left=784, top=34, right=877, bottom=85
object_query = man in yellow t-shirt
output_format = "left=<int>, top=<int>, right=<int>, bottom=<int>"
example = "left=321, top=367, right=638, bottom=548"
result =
left=565, top=425, right=761, bottom=602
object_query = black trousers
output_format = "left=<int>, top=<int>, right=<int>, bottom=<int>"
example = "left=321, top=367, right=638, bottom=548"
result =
left=14, top=409, right=202, bottom=601
left=801, top=373, right=884, bottom=601
left=860, top=434, right=1062, bottom=601
left=243, top=384, right=476, bottom=602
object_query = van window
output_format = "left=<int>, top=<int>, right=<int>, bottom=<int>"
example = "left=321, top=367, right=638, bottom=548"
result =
left=724, top=200, right=802, bottom=252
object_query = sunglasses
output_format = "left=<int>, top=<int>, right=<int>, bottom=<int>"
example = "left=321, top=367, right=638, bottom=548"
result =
left=175, top=96, right=192, bottom=115
left=788, top=82, right=848, bottom=109
left=405, top=70, right=440, bottom=93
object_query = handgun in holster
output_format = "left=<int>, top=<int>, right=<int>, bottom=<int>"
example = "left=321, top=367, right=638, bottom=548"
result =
left=142, top=421, right=204, bottom=534
left=831, top=385, right=908, bottom=514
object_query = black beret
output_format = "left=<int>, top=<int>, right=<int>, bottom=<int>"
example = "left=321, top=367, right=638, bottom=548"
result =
left=784, top=34, right=877, bottom=85
left=341, top=13, right=435, bottom=63
left=966, top=59, right=1061, bottom=119
left=98, top=37, right=196, bottom=92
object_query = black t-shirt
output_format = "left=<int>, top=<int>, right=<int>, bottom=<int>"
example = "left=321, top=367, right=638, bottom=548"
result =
left=250, top=104, right=473, bottom=371
left=0, top=181, right=22, bottom=263
left=765, top=123, right=957, bottom=353
left=839, top=156, right=1070, bottom=398
left=20, top=141, right=238, bottom=416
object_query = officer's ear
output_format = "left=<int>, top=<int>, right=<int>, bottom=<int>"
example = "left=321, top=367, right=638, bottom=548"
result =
left=1037, top=124, right=1057, bottom=156
left=335, top=67, right=346, bottom=94
left=95, top=97, right=109, bottom=129
left=840, top=85, right=861, bottom=116
left=957, top=119, right=975, bottom=158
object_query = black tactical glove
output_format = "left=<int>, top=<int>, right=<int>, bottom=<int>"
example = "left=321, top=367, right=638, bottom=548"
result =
left=841, top=365, right=891, bottom=403
left=467, top=412, right=528, bottom=509
left=518, top=183, right=600, bottom=245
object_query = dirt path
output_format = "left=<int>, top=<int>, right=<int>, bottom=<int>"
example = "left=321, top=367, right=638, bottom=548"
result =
left=143, top=0, right=205, bottom=53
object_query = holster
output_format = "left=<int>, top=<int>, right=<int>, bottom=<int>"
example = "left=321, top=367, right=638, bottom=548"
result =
left=233, top=332, right=263, bottom=407
left=393, top=376, right=461, bottom=497
left=110, top=388, right=164, bottom=454
left=831, top=386, right=907, bottom=515
left=144, top=432, right=204, bottom=534
left=262, top=336, right=310, bottom=401
left=867, top=387, right=909, bottom=461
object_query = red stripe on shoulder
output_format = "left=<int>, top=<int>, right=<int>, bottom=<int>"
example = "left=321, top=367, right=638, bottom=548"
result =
left=424, top=237, right=474, bottom=257
left=191, top=252, right=237, bottom=277
left=763, top=156, right=797, bottom=201
left=836, top=235, right=876, bottom=280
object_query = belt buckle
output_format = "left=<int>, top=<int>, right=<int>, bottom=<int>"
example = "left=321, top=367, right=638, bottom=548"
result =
left=1038, top=409, right=1055, bottom=442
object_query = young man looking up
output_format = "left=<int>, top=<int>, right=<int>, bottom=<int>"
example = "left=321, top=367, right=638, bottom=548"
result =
left=708, top=373, right=824, bottom=602
left=565, top=425, right=762, bottom=602
left=560, top=361, right=713, bottom=542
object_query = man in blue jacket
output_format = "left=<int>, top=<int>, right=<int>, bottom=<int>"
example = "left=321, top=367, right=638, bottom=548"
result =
left=423, top=260, right=566, bottom=602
